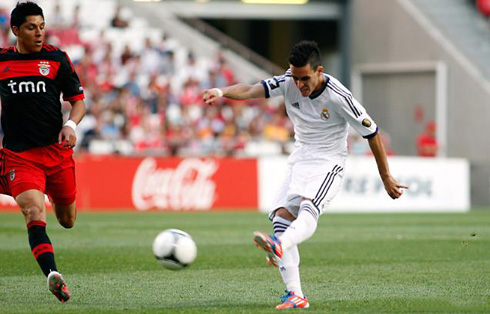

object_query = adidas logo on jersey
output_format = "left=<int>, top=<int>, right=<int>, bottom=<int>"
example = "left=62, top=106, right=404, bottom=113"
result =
left=292, top=102, right=300, bottom=109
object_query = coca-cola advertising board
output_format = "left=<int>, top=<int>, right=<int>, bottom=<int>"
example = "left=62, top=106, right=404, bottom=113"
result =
left=0, top=156, right=258, bottom=211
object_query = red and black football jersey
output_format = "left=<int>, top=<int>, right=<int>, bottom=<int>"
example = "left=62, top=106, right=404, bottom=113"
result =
left=0, top=44, right=85, bottom=152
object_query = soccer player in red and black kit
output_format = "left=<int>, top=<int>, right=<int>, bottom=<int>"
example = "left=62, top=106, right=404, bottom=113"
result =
left=0, top=2, right=86, bottom=303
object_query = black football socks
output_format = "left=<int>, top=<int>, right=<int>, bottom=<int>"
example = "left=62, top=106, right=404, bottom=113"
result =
left=27, top=221, right=57, bottom=277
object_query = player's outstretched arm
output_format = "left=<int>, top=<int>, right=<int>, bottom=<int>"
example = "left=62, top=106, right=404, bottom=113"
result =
left=203, top=82, right=265, bottom=105
left=58, top=99, right=87, bottom=148
left=368, top=133, right=408, bottom=199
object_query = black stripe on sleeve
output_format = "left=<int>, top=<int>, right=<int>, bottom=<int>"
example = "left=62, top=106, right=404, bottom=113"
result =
left=261, top=80, right=270, bottom=99
left=327, top=82, right=362, bottom=118
left=362, top=126, right=379, bottom=139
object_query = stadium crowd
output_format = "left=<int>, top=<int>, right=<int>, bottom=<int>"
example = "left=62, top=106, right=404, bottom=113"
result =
left=0, top=1, right=393, bottom=157
left=0, top=2, right=297, bottom=157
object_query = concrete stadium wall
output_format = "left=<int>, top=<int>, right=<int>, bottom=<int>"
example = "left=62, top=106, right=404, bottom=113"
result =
left=351, top=0, right=490, bottom=206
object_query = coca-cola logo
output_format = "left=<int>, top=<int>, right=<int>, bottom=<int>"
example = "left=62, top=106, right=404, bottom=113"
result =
left=132, top=157, right=218, bottom=211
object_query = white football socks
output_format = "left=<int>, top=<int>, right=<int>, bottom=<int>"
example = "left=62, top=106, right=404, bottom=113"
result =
left=272, top=215, right=304, bottom=298
left=279, top=200, right=319, bottom=252
left=273, top=200, right=320, bottom=298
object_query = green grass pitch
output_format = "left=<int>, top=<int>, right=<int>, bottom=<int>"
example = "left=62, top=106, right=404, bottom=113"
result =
left=0, top=210, right=489, bottom=313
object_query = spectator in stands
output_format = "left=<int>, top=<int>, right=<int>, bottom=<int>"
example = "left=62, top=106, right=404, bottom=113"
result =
left=77, top=109, right=98, bottom=152
left=417, top=120, right=438, bottom=157
left=99, top=110, right=122, bottom=141
left=247, top=99, right=274, bottom=140
left=263, top=108, right=290, bottom=142
left=71, top=4, right=81, bottom=29
left=180, top=77, right=203, bottom=107
left=477, top=0, right=490, bottom=16
left=263, top=108, right=292, bottom=155
left=165, top=121, right=185, bottom=156
left=0, top=1, right=294, bottom=156
left=120, top=44, right=133, bottom=65
left=50, top=2, right=66, bottom=29
left=179, top=52, right=205, bottom=84
left=140, top=38, right=161, bottom=76
left=348, top=130, right=369, bottom=155
left=0, top=7, right=8, bottom=28
left=96, top=45, right=119, bottom=91
left=0, top=7, right=9, bottom=47
left=160, top=50, right=175, bottom=76
left=143, top=74, right=165, bottom=114
left=111, top=5, right=129, bottom=28
left=219, top=120, right=239, bottom=156
left=212, top=50, right=236, bottom=86
left=90, top=29, right=109, bottom=59
left=123, top=71, right=142, bottom=98
left=350, top=129, right=394, bottom=156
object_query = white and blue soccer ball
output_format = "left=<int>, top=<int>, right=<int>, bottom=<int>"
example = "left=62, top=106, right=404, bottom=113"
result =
left=152, top=229, right=197, bottom=270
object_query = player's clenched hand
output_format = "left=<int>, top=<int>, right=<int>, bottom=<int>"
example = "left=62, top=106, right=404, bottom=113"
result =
left=202, top=88, right=223, bottom=105
left=58, top=126, right=77, bottom=148
left=382, top=175, right=408, bottom=199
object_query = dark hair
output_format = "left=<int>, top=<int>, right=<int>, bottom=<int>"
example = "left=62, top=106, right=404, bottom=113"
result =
left=10, top=1, right=44, bottom=29
left=288, top=40, right=322, bottom=70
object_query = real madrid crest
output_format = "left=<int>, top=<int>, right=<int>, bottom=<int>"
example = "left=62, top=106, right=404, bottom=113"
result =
left=321, top=108, right=330, bottom=121
left=38, top=61, right=50, bottom=76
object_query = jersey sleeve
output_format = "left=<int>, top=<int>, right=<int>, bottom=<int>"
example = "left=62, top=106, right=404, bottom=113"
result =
left=334, top=91, right=378, bottom=139
left=57, top=51, right=85, bottom=102
left=260, top=72, right=289, bottom=98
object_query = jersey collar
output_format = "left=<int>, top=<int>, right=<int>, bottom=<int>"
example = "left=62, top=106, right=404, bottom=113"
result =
left=308, top=75, right=329, bottom=100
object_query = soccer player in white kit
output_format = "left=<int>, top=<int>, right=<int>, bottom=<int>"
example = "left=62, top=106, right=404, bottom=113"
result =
left=203, top=41, right=407, bottom=309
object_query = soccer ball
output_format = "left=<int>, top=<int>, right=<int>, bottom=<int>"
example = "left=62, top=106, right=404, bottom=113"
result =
left=152, top=229, right=197, bottom=270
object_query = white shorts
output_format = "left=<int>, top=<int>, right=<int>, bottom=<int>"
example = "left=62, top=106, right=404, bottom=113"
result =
left=270, top=145, right=345, bottom=219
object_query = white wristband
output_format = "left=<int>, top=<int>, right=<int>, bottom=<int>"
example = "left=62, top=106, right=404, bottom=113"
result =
left=212, top=88, right=223, bottom=98
left=63, top=120, right=77, bottom=131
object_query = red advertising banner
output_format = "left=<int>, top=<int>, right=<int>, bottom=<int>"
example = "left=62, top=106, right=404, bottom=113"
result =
left=0, top=156, right=258, bottom=211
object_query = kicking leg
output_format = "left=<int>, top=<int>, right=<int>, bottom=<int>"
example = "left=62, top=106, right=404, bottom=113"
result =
left=279, top=199, right=319, bottom=251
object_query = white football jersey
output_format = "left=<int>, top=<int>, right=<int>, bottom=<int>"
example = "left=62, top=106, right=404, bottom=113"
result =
left=261, top=70, right=378, bottom=156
